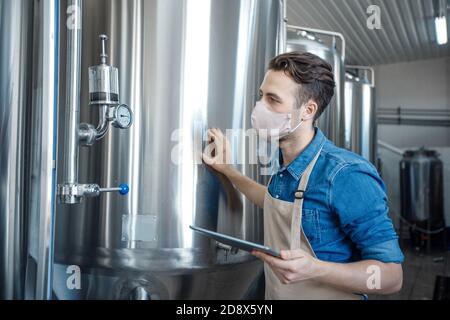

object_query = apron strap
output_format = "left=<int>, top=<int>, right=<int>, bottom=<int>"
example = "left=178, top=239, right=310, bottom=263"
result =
left=290, top=146, right=323, bottom=250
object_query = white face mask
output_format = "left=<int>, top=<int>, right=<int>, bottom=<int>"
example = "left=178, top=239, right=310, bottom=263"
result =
left=251, top=101, right=303, bottom=140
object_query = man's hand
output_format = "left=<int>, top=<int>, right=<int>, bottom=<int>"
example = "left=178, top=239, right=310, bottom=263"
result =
left=252, top=249, right=325, bottom=284
left=202, top=128, right=233, bottom=176
left=253, top=249, right=403, bottom=294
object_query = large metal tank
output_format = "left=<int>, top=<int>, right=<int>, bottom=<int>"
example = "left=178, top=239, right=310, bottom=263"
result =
left=344, top=67, right=377, bottom=165
left=400, top=149, right=444, bottom=226
left=285, top=26, right=346, bottom=148
left=52, top=0, right=285, bottom=300
left=0, top=0, right=33, bottom=299
left=1, top=0, right=59, bottom=300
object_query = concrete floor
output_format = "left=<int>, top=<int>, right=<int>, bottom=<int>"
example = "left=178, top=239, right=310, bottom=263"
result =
left=370, top=244, right=450, bottom=300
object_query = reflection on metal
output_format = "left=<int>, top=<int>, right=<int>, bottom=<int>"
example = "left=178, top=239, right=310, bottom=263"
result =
left=53, top=0, right=284, bottom=299
left=286, top=25, right=346, bottom=61
left=58, top=0, right=133, bottom=205
left=400, top=148, right=444, bottom=226
left=0, top=0, right=59, bottom=300
left=346, top=65, right=375, bottom=86
left=121, top=215, right=157, bottom=243
left=0, top=0, right=34, bottom=300
left=344, top=66, right=377, bottom=164
left=285, top=25, right=346, bottom=147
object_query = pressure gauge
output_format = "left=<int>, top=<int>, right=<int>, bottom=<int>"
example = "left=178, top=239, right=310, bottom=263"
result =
left=112, top=104, right=133, bottom=129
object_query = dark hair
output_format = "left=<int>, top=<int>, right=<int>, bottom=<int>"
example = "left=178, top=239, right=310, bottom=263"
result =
left=268, top=51, right=335, bottom=119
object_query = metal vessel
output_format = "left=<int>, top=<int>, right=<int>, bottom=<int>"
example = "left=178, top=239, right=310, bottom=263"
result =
left=0, top=0, right=285, bottom=299
left=1, top=0, right=60, bottom=300
left=54, top=0, right=285, bottom=300
left=285, top=25, right=346, bottom=148
left=400, top=148, right=444, bottom=226
left=344, top=66, right=377, bottom=165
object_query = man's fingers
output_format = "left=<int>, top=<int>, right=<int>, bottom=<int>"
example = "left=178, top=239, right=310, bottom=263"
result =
left=252, top=251, right=293, bottom=271
left=202, top=153, right=216, bottom=166
left=206, top=130, right=215, bottom=143
left=280, top=249, right=306, bottom=260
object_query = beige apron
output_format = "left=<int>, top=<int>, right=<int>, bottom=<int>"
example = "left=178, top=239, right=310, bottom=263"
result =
left=264, top=147, right=361, bottom=300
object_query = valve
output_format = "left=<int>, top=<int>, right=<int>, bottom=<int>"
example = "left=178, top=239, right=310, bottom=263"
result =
left=58, top=183, right=130, bottom=203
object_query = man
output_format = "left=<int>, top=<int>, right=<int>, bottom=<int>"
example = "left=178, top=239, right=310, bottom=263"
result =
left=203, top=52, right=403, bottom=300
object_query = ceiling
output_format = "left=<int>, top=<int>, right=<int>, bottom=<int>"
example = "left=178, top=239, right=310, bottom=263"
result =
left=286, top=0, right=450, bottom=66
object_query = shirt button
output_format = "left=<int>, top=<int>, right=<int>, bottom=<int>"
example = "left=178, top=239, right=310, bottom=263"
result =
left=279, top=174, right=283, bottom=178
left=275, top=195, right=280, bottom=199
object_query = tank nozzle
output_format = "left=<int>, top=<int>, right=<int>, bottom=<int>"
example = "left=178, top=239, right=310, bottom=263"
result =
left=99, top=34, right=108, bottom=64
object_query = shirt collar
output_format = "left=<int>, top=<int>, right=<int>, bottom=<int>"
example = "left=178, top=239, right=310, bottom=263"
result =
left=278, top=127, right=326, bottom=181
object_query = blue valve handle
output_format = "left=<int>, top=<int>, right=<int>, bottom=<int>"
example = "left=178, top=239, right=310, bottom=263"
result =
left=99, top=184, right=129, bottom=195
left=119, top=183, right=129, bottom=195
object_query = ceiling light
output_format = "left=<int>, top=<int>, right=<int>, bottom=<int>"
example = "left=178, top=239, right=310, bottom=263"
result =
left=435, top=16, right=448, bottom=45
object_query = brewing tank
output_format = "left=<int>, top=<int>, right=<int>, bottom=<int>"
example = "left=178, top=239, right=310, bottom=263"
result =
left=400, top=149, right=444, bottom=226
left=0, top=0, right=34, bottom=300
left=344, top=68, right=377, bottom=165
left=52, top=0, right=285, bottom=300
left=285, top=28, right=346, bottom=148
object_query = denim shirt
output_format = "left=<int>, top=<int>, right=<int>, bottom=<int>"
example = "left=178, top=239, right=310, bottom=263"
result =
left=268, top=127, right=404, bottom=264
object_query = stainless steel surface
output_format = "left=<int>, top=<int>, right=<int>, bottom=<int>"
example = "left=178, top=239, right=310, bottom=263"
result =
left=0, top=0, right=33, bottom=300
left=400, top=149, right=444, bottom=225
left=286, top=24, right=346, bottom=61
left=58, top=1, right=132, bottom=204
left=52, top=249, right=262, bottom=299
left=287, top=0, right=450, bottom=65
left=54, top=0, right=284, bottom=299
left=59, top=0, right=83, bottom=204
left=26, top=0, right=60, bottom=300
left=344, top=66, right=377, bottom=164
left=347, top=65, right=375, bottom=86
left=285, top=26, right=346, bottom=148
left=1, top=0, right=59, bottom=300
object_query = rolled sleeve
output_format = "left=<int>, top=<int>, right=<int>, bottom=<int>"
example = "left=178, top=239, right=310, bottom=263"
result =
left=330, top=162, right=404, bottom=264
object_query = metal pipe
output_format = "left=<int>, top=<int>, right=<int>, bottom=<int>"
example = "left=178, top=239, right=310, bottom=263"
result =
left=378, top=140, right=404, bottom=156
left=378, top=117, right=450, bottom=127
left=277, top=0, right=287, bottom=54
left=95, top=105, right=110, bottom=140
left=346, top=65, right=375, bottom=87
left=379, top=108, right=450, bottom=115
left=33, top=0, right=59, bottom=300
left=61, top=0, right=82, bottom=203
left=286, top=24, right=346, bottom=61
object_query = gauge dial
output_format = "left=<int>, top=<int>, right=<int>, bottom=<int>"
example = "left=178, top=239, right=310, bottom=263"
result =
left=112, top=104, right=133, bottom=129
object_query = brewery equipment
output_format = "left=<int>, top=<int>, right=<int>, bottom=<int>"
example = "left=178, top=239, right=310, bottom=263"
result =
left=344, top=66, right=377, bottom=165
left=400, top=148, right=444, bottom=226
left=285, top=25, right=346, bottom=148
left=1, top=0, right=286, bottom=300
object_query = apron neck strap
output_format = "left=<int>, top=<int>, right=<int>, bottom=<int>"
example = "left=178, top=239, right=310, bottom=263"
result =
left=290, top=145, right=324, bottom=250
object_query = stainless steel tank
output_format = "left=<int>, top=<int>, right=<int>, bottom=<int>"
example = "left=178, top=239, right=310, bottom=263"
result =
left=0, top=0, right=33, bottom=299
left=400, top=149, right=444, bottom=226
left=52, top=0, right=285, bottom=300
left=1, top=0, right=60, bottom=300
left=285, top=26, right=346, bottom=148
left=344, top=67, right=377, bottom=165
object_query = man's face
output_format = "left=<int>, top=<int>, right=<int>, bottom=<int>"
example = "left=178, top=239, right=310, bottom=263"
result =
left=259, top=70, right=299, bottom=114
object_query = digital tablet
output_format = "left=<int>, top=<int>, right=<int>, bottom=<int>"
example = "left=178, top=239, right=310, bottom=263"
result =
left=190, top=225, right=281, bottom=258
